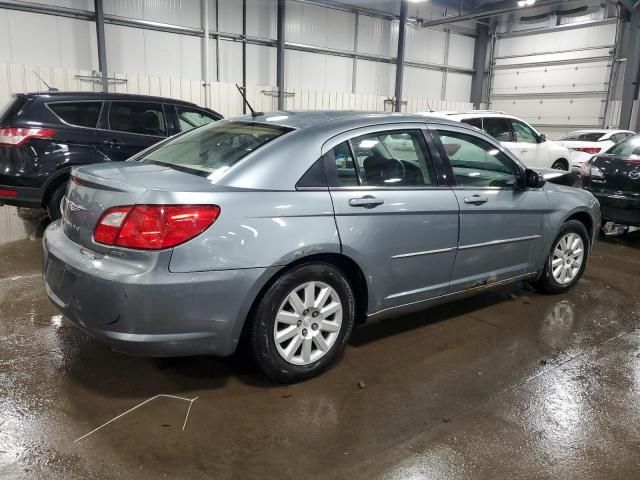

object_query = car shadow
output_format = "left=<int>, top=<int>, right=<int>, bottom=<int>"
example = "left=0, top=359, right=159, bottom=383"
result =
left=599, top=229, right=640, bottom=249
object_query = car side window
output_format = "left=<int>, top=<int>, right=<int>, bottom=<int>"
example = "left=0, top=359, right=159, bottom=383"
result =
left=48, top=102, right=102, bottom=128
left=176, top=106, right=219, bottom=132
left=511, top=120, right=537, bottom=143
left=351, top=130, right=436, bottom=186
left=109, top=102, right=166, bottom=136
left=461, top=118, right=483, bottom=130
left=325, top=142, right=359, bottom=186
left=483, top=117, right=513, bottom=142
left=436, top=130, right=519, bottom=188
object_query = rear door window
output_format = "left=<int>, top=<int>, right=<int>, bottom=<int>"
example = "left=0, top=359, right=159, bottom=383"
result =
left=461, top=118, right=483, bottom=130
left=48, top=102, right=102, bottom=128
left=176, top=106, right=219, bottom=132
left=483, top=117, right=513, bottom=142
left=109, top=101, right=166, bottom=136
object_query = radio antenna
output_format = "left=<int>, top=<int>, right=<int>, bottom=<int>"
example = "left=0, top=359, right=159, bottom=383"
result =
left=235, top=84, right=263, bottom=117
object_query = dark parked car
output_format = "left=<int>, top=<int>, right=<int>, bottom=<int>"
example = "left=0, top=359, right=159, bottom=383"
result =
left=0, top=92, right=222, bottom=219
left=581, top=134, right=640, bottom=226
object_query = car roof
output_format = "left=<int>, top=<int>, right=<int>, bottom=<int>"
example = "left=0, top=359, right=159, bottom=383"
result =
left=561, top=129, right=633, bottom=135
left=228, top=110, right=463, bottom=131
left=19, top=91, right=213, bottom=110
left=418, top=110, right=515, bottom=120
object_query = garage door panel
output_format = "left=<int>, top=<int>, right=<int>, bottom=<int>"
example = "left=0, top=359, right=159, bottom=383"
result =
left=490, top=98, right=606, bottom=127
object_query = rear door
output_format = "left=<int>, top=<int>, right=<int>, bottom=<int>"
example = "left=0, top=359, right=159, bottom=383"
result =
left=432, top=126, right=549, bottom=291
left=324, top=124, right=459, bottom=314
left=94, top=101, right=167, bottom=162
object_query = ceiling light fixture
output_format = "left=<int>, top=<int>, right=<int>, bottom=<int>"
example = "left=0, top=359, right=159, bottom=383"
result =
left=407, top=0, right=428, bottom=3
left=517, top=0, right=536, bottom=6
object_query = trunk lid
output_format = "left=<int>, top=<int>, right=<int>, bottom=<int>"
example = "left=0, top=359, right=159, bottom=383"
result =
left=589, top=155, right=640, bottom=194
left=62, top=162, right=223, bottom=250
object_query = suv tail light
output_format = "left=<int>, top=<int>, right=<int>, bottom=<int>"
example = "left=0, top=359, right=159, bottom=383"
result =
left=0, top=127, right=56, bottom=146
left=572, top=147, right=601, bottom=155
left=94, top=205, right=220, bottom=250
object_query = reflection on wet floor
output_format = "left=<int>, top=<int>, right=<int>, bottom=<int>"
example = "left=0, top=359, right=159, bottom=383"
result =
left=1, top=204, right=640, bottom=479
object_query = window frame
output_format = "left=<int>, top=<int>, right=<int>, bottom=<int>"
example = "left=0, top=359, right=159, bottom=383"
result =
left=106, top=100, right=169, bottom=138
left=45, top=100, right=104, bottom=130
left=319, top=123, right=449, bottom=190
left=509, top=118, right=540, bottom=144
left=429, top=124, right=526, bottom=190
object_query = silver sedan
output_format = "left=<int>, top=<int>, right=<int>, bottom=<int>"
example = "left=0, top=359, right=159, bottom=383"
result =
left=43, top=112, right=600, bottom=382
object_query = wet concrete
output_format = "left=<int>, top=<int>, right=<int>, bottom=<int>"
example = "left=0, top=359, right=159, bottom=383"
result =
left=1, top=204, right=639, bottom=479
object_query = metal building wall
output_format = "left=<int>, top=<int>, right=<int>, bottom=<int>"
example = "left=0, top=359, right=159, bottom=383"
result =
left=489, top=17, right=617, bottom=138
left=0, top=0, right=475, bottom=114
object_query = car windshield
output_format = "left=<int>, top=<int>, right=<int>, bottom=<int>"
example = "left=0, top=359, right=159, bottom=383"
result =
left=139, top=121, right=292, bottom=179
left=558, top=132, right=605, bottom=142
left=606, top=135, right=640, bottom=157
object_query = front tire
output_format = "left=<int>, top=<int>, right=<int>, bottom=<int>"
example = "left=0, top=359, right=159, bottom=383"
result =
left=248, top=262, right=355, bottom=383
left=534, top=220, right=589, bottom=294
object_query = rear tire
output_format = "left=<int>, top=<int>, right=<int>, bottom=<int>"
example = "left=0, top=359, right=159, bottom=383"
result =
left=248, top=262, right=355, bottom=383
left=46, top=182, right=67, bottom=221
left=534, top=220, right=589, bottom=294
left=551, top=159, right=569, bottom=171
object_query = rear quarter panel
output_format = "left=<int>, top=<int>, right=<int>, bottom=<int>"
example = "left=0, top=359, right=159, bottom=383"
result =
left=164, top=190, right=340, bottom=273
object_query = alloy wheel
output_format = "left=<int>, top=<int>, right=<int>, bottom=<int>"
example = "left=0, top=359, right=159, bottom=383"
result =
left=551, top=232, right=584, bottom=285
left=273, top=281, right=343, bottom=366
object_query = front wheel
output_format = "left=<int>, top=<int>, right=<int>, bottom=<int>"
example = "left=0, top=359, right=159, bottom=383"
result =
left=534, top=220, right=589, bottom=294
left=248, top=262, right=355, bottom=383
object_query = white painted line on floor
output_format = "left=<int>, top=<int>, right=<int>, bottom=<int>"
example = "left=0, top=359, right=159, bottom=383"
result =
left=73, top=394, right=199, bottom=444
left=0, top=273, right=41, bottom=283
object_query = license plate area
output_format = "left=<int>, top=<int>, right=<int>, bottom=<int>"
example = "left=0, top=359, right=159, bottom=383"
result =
left=45, top=257, right=77, bottom=305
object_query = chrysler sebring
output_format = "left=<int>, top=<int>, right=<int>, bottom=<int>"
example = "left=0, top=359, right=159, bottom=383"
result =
left=43, top=111, right=600, bottom=382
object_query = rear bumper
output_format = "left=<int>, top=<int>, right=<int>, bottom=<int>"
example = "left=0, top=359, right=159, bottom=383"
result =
left=43, top=221, right=274, bottom=357
left=588, top=191, right=640, bottom=226
left=0, top=184, right=42, bottom=207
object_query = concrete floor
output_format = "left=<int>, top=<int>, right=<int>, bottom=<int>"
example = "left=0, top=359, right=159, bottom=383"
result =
left=1, top=205, right=639, bottom=480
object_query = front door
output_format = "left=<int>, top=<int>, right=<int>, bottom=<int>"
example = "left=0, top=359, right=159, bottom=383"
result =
left=432, top=126, right=549, bottom=291
left=502, top=118, right=548, bottom=168
left=324, top=124, right=460, bottom=314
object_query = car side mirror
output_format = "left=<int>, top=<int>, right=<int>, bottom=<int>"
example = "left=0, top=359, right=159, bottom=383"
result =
left=538, top=133, right=546, bottom=143
left=524, top=168, right=545, bottom=188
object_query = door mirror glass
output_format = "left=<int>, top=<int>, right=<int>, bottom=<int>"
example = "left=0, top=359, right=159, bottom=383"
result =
left=538, top=133, right=546, bottom=143
left=524, top=168, right=545, bottom=188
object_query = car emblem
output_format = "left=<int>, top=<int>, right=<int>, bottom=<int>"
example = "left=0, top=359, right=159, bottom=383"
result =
left=630, top=170, right=640, bottom=180
left=67, top=200, right=87, bottom=212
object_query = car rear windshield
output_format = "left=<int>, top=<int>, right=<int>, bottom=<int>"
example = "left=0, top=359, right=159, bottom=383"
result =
left=606, top=135, right=640, bottom=157
left=139, top=121, right=292, bottom=178
left=558, top=132, right=605, bottom=142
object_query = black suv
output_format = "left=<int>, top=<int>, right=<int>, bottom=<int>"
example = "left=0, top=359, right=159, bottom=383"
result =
left=0, top=92, right=222, bottom=219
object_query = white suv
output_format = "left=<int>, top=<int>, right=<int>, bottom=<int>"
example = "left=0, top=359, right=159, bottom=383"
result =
left=419, top=111, right=571, bottom=170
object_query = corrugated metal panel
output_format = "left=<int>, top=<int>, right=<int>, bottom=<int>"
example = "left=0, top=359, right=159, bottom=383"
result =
left=404, top=66, right=442, bottom=99
left=447, top=33, right=474, bottom=69
left=354, top=59, right=394, bottom=97
left=103, top=0, right=199, bottom=28
left=285, top=49, right=352, bottom=92
left=356, top=14, right=394, bottom=57
left=286, top=0, right=355, bottom=50
left=247, top=0, right=276, bottom=39
left=444, top=73, right=472, bottom=102
left=405, top=26, right=445, bottom=65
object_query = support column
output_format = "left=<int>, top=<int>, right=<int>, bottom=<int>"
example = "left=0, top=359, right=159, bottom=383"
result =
left=394, top=0, right=408, bottom=112
left=620, top=9, right=640, bottom=129
left=94, top=0, right=108, bottom=93
left=202, top=0, right=210, bottom=108
left=242, top=0, right=247, bottom=113
left=277, top=0, right=286, bottom=110
left=471, top=24, right=489, bottom=109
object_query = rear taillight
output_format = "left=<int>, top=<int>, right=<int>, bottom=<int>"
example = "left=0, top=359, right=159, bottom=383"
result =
left=0, top=127, right=56, bottom=146
left=0, top=189, right=17, bottom=198
left=580, top=160, right=604, bottom=178
left=572, top=147, right=601, bottom=155
left=94, top=205, right=220, bottom=250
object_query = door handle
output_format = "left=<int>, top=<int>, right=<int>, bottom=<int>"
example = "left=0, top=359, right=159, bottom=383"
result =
left=520, top=149, right=528, bottom=153
left=349, top=196, right=384, bottom=208
left=464, top=195, right=489, bottom=205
